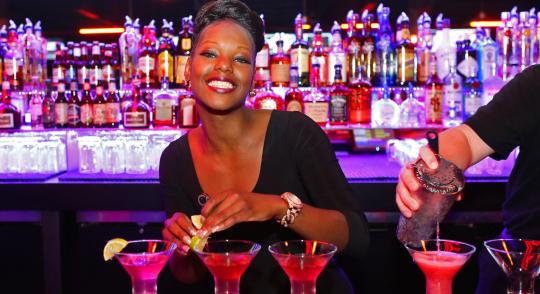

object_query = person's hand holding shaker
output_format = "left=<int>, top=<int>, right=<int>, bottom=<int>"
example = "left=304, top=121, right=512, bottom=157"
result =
left=396, top=131, right=465, bottom=246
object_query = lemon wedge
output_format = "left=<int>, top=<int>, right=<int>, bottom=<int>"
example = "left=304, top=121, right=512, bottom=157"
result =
left=191, top=215, right=204, bottom=230
left=103, top=238, right=128, bottom=261
left=189, top=235, right=208, bottom=252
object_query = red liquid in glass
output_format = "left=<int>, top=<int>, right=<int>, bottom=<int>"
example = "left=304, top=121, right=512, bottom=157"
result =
left=118, top=254, right=169, bottom=280
left=412, top=251, right=468, bottom=294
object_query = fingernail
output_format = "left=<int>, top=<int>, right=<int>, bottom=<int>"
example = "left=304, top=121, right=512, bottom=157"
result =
left=429, top=161, right=438, bottom=169
left=211, top=225, right=220, bottom=234
left=198, top=229, right=208, bottom=238
left=182, top=245, right=190, bottom=253
left=189, top=229, right=197, bottom=236
left=182, top=236, right=191, bottom=245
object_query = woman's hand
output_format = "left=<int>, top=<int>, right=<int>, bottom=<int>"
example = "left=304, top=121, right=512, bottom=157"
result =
left=200, top=190, right=285, bottom=235
left=162, top=212, right=199, bottom=256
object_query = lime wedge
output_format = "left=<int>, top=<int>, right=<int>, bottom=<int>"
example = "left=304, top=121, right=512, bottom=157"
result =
left=190, top=235, right=208, bottom=252
left=191, top=215, right=204, bottom=230
left=103, top=238, right=128, bottom=261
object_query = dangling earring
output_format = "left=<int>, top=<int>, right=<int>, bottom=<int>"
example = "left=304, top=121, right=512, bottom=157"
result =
left=249, top=89, right=256, bottom=97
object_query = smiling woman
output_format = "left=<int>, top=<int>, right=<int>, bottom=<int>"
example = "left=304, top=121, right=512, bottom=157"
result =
left=159, top=0, right=370, bottom=293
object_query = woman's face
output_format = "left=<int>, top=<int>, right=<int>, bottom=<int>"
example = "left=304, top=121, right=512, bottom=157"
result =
left=186, top=19, right=256, bottom=113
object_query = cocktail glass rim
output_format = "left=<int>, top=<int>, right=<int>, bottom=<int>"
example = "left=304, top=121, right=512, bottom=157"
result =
left=404, top=238, right=477, bottom=256
left=193, top=239, right=262, bottom=256
left=114, top=239, right=177, bottom=258
left=484, top=238, right=540, bottom=256
left=268, top=240, right=338, bottom=258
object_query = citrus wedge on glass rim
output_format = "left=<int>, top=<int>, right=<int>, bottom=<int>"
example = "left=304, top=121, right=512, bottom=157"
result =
left=190, top=235, right=208, bottom=252
left=103, top=238, right=128, bottom=261
left=191, top=215, right=204, bottom=230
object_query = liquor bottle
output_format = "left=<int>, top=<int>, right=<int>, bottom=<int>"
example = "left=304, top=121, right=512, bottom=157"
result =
left=519, top=11, right=531, bottom=72
left=456, top=39, right=478, bottom=80
left=508, top=7, right=520, bottom=79
left=105, top=81, right=121, bottom=128
left=372, top=87, right=399, bottom=127
left=348, top=62, right=372, bottom=125
left=374, top=4, right=395, bottom=87
left=33, top=21, right=47, bottom=86
left=346, top=11, right=362, bottom=85
left=179, top=87, right=198, bottom=128
left=254, top=14, right=270, bottom=89
left=463, top=70, right=483, bottom=120
left=478, top=29, right=499, bottom=81
left=54, top=80, right=69, bottom=128
left=416, top=13, right=432, bottom=85
left=0, top=81, right=21, bottom=130
left=400, top=82, right=426, bottom=127
left=425, top=53, right=443, bottom=124
left=254, top=81, right=284, bottom=110
left=328, top=21, right=347, bottom=85
left=529, top=9, right=539, bottom=65
left=102, top=44, right=116, bottom=88
left=303, top=64, right=328, bottom=126
left=42, top=90, right=55, bottom=128
left=138, top=23, right=158, bottom=89
left=65, top=42, right=77, bottom=84
left=77, top=41, right=89, bottom=88
left=360, top=10, right=376, bottom=84
left=442, top=60, right=463, bottom=127
left=290, top=13, right=310, bottom=87
left=5, top=20, right=24, bottom=90
left=119, top=16, right=137, bottom=89
left=158, top=19, right=175, bottom=85
left=80, top=80, right=93, bottom=128
left=153, top=77, right=178, bottom=127
left=433, top=18, right=456, bottom=82
left=123, top=78, right=151, bottom=129
left=51, top=43, right=65, bottom=87
left=93, top=81, right=107, bottom=127
left=21, top=18, right=37, bottom=88
left=175, top=16, right=193, bottom=89
left=30, top=91, right=43, bottom=129
left=0, top=26, right=6, bottom=81
left=67, top=80, right=81, bottom=128
left=309, top=23, right=328, bottom=87
left=482, top=60, right=505, bottom=107
left=133, top=18, right=142, bottom=44
left=329, top=64, right=349, bottom=125
left=88, top=41, right=103, bottom=88
left=396, top=12, right=416, bottom=86
left=499, top=11, right=512, bottom=81
left=284, top=66, right=304, bottom=112
left=270, top=39, right=290, bottom=87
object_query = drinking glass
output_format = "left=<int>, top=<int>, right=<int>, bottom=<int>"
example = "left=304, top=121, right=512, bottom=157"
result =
left=269, top=240, right=337, bottom=294
left=125, top=135, right=148, bottom=174
left=195, top=240, right=261, bottom=294
left=78, top=136, right=102, bottom=174
left=114, top=239, right=176, bottom=294
left=101, top=136, right=126, bottom=174
left=405, top=239, right=476, bottom=294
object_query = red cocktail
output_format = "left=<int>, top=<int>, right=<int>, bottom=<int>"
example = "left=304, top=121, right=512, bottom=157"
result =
left=195, top=240, right=261, bottom=294
left=269, top=240, right=337, bottom=294
left=114, top=239, right=176, bottom=294
left=405, top=239, right=475, bottom=294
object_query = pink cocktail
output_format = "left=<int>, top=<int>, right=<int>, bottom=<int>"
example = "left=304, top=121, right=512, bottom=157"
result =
left=194, top=240, right=261, bottom=294
left=114, top=239, right=176, bottom=294
left=269, top=240, right=337, bottom=294
left=405, top=239, right=475, bottom=294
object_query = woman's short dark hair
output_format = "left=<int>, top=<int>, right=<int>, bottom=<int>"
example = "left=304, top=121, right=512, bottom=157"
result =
left=193, top=0, right=265, bottom=53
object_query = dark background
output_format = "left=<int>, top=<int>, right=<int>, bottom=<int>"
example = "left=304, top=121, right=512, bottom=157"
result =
left=0, top=0, right=537, bottom=42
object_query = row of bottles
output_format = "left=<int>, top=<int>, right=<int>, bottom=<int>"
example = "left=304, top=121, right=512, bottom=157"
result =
left=0, top=19, right=48, bottom=91
left=0, top=77, right=198, bottom=130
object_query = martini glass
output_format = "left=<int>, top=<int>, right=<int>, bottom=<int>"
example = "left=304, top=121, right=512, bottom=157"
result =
left=405, top=239, right=476, bottom=294
left=194, top=240, right=261, bottom=294
left=269, top=240, right=338, bottom=294
left=484, top=239, right=540, bottom=294
left=114, top=239, right=176, bottom=294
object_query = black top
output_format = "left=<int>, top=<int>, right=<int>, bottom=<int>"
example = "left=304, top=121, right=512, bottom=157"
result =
left=466, top=64, right=540, bottom=238
left=160, top=110, right=369, bottom=294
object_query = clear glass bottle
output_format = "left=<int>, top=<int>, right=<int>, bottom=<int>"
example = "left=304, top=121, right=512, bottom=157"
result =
left=463, top=70, right=483, bottom=120
left=179, top=87, right=198, bottom=128
left=138, top=23, right=158, bottom=89
left=400, top=83, right=426, bottom=127
left=442, top=61, right=464, bottom=127
left=434, top=18, right=456, bottom=82
left=372, top=87, right=399, bottom=127
left=303, top=64, right=329, bottom=126
left=328, top=21, right=347, bottom=85
left=396, top=12, right=416, bottom=86
left=478, top=28, right=499, bottom=82
left=153, top=77, right=178, bottom=127
left=374, top=4, right=395, bottom=87
left=360, top=10, right=376, bottom=84
left=119, top=16, right=137, bottom=90
left=310, top=23, right=328, bottom=87
left=346, top=11, right=362, bottom=84
left=425, top=53, right=443, bottom=125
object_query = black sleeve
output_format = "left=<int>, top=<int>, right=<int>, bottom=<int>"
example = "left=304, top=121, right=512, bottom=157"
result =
left=159, top=139, right=198, bottom=218
left=289, top=112, right=370, bottom=258
left=465, top=65, right=540, bottom=159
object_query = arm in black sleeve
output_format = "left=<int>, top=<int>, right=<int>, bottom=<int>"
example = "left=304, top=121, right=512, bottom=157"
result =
left=289, top=112, right=370, bottom=258
left=465, top=65, right=540, bottom=159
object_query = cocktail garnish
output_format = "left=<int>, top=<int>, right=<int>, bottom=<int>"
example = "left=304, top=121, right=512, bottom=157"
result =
left=103, top=238, right=128, bottom=261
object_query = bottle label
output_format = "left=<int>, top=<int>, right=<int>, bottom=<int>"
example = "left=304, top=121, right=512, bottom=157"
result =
left=291, top=47, right=309, bottom=74
left=255, top=47, right=270, bottom=68
left=0, top=113, right=14, bottom=128
left=181, top=97, right=196, bottom=126
left=270, top=63, right=290, bottom=83
left=105, top=102, right=120, bottom=124
left=93, top=104, right=107, bottom=125
left=255, top=68, right=270, bottom=82
left=138, top=56, right=156, bottom=71
left=155, top=98, right=173, bottom=121
left=67, top=104, right=81, bottom=125
left=426, top=88, right=443, bottom=122
left=417, top=50, right=431, bottom=83
left=443, top=84, right=463, bottom=112
left=175, top=55, right=189, bottom=84
left=89, top=67, right=103, bottom=85
left=78, top=67, right=88, bottom=85
left=304, top=102, right=329, bottom=124
left=4, top=58, right=15, bottom=76
left=80, top=104, right=93, bottom=124
left=330, top=94, right=347, bottom=122
left=181, top=38, right=192, bottom=51
left=328, top=53, right=347, bottom=84
left=457, top=56, right=478, bottom=78
left=123, top=112, right=147, bottom=127
left=349, top=88, right=371, bottom=124
left=397, top=48, right=415, bottom=82
left=258, top=98, right=277, bottom=110
left=54, top=103, right=68, bottom=124
left=481, top=45, right=497, bottom=80
left=465, top=94, right=482, bottom=116
left=286, top=100, right=302, bottom=112
left=52, top=67, right=64, bottom=84
left=158, top=51, right=174, bottom=82
left=103, top=65, right=116, bottom=83
left=436, top=48, right=455, bottom=80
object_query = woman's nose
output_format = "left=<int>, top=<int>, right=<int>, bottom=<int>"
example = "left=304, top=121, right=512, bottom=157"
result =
left=214, top=56, right=232, bottom=72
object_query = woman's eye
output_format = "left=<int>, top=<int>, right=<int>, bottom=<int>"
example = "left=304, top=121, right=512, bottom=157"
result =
left=235, top=57, right=251, bottom=64
left=201, top=51, right=216, bottom=58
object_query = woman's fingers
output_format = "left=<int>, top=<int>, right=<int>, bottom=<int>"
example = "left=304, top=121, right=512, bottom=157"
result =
left=419, top=146, right=438, bottom=169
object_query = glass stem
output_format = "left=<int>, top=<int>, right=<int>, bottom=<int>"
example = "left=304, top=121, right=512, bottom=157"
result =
left=291, top=280, right=316, bottom=294
left=214, top=278, right=240, bottom=294
left=425, top=277, right=453, bottom=294
left=507, top=275, right=535, bottom=294
left=131, top=277, right=158, bottom=294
